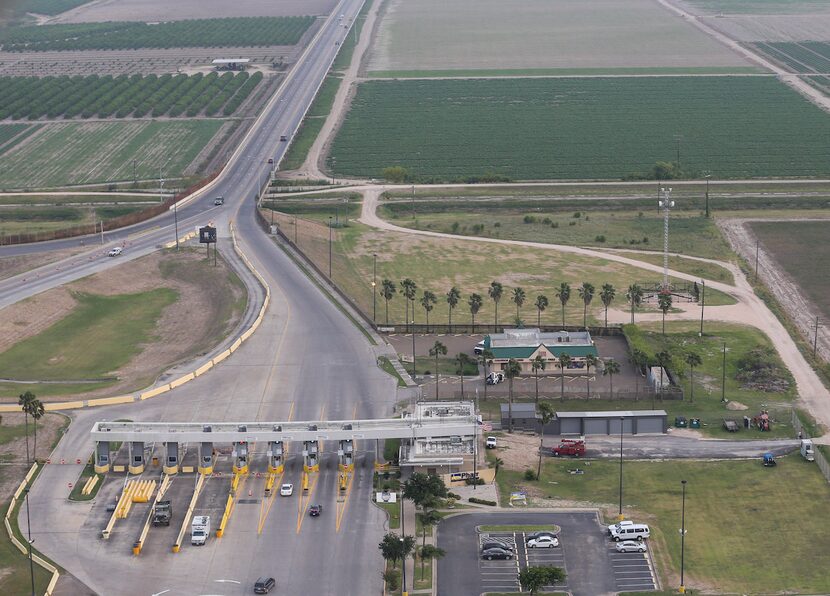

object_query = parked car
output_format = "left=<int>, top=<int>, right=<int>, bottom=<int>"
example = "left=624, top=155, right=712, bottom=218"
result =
left=474, top=340, right=486, bottom=355
left=481, top=540, right=514, bottom=552
left=527, top=535, right=559, bottom=548
left=481, top=547, right=513, bottom=560
left=254, top=577, right=275, bottom=593
left=280, top=483, right=293, bottom=496
left=486, top=372, right=504, bottom=385
left=616, top=540, right=647, bottom=553
left=485, top=436, right=497, bottom=449
left=525, top=530, right=559, bottom=543
left=309, top=504, right=323, bottom=517
left=107, top=247, right=122, bottom=257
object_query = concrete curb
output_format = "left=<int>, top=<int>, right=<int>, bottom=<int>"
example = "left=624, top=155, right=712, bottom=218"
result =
left=0, top=221, right=271, bottom=413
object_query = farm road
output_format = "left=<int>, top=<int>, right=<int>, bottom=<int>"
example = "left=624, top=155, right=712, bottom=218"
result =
left=359, top=188, right=830, bottom=440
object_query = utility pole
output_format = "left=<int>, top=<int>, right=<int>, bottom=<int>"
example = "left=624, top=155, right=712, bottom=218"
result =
left=659, top=187, right=674, bottom=291
left=721, top=343, right=728, bottom=403
left=755, top=239, right=759, bottom=279
left=99, top=220, right=104, bottom=245
left=173, top=201, right=179, bottom=251
left=25, top=487, right=34, bottom=596
left=372, top=253, right=377, bottom=323
left=703, top=171, right=711, bottom=218
left=814, top=316, right=820, bottom=357
left=618, top=417, right=624, bottom=521
left=679, top=479, right=688, bottom=594
left=699, top=280, right=705, bottom=337
left=328, top=216, right=333, bottom=278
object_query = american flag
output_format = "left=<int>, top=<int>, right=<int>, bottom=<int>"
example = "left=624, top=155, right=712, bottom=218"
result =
left=479, top=422, right=493, bottom=431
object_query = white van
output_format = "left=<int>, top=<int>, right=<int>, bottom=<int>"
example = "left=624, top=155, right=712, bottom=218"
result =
left=474, top=340, right=486, bottom=355
left=801, top=439, right=815, bottom=462
left=609, top=521, right=650, bottom=542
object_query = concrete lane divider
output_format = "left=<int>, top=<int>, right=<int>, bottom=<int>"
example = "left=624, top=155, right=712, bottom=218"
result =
left=134, top=474, right=172, bottom=556
left=173, top=473, right=205, bottom=553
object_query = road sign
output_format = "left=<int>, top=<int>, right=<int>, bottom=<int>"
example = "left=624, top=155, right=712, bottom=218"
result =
left=199, top=226, right=217, bottom=244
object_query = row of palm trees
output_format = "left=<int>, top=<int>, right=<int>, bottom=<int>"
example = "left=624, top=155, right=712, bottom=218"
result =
left=18, top=391, right=45, bottom=465
left=379, top=279, right=668, bottom=329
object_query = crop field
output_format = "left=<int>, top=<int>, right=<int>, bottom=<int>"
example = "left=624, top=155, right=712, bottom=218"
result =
left=0, top=16, right=315, bottom=52
left=0, top=72, right=262, bottom=120
left=55, top=0, right=337, bottom=23
left=684, top=0, right=830, bottom=15
left=750, top=41, right=830, bottom=73
left=750, top=221, right=830, bottom=322
left=805, top=75, right=830, bottom=95
left=367, top=0, right=752, bottom=74
left=328, top=77, right=830, bottom=180
left=0, top=120, right=223, bottom=189
left=0, top=124, right=34, bottom=151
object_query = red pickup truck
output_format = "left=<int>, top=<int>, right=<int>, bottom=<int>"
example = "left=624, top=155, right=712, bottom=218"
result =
left=552, top=439, right=585, bottom=457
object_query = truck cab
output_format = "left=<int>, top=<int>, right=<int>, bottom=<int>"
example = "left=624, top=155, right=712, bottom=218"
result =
left=801, top=439, right=815, bottom=462
left=152, top=500, right=171, bottom=526
left=552, top=438, right=585, bottom=457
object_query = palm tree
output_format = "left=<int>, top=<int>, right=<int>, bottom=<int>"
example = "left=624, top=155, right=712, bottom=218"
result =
left=684, top=351, right=703, bottom=403
left=492, top=456, right=504, bottom=479
left=479, top=348, right=494, bottom=401
left=578, top=282, right=595, bottom=329
left=556, top=282, right=570, bottom=326
left=489, top=281, right=503, bottom=330
left=534, top=295, right=549, bottom=328
left=456, top=353, right=473, bottom=397
left=654, top=350, right=672, bottom=407
left=380, top=279, right=396, bottom=325
left=603, top=358, right=621, bottom=400
left=630, top=348, right=648, bottom=399
left=401, top=278, right=417, bottom=330
left=600, top=283, right=616, bottom=327
left=468, top=293, right=483, bottom=332
left=657, top=291, right=673, bottom=335
left=584, top=353, right=598, bottom=398
left=417, top=509, right=442, bottom=548
left=531, top=354, right=546, bottom=404
left=504, top=358, right=522, bottom=432
left=18, top=391, right=36, bottom=465
left=29, top=398, right=45, bottom=462
left=537, top=401, right=555, bottom=480
left=557, top=353, right=571, bottom=400
left=511, top=286, right=526, bottom=324
left=420, top=290, right=437, bottom=331
left=446, top=286, right=461, bottom=331
left=419, top=545, right=446, bottom=581
left=626, top=283, right=643, bottom=324
left=429, top=341, right=447, bottom=399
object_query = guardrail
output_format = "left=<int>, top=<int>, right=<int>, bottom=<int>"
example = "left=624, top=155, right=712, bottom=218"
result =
left=4, top=463, right=60, bottom=596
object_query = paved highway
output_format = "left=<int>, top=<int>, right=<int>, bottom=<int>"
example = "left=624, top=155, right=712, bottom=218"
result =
left=8, top=0, right=398, bottom=594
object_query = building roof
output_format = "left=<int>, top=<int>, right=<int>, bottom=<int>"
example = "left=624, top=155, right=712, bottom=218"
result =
left=500, top=403, right=538, bottom=417
left=212, top=58, right=250, bottom=64
left=485, top=328, right=597, bottom=359
left=555, top=410, right=667, bottom=419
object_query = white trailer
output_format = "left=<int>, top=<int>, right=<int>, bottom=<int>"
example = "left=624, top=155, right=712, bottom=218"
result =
left=801, top=439, right=815, bottom=462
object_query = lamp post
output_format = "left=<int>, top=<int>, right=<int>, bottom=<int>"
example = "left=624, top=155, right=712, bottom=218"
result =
left=618, top=416, right=624, bottom=521
left=400, top=536, right=408, bottom=596
left=372, top=253, right=377, bottom=323
left=679, top=479, right=688, bottom=594
left=721, top=343, right=729, bottom=402
left=24, top=487, right=34, bottom=596
left=328, top=216, right=333, bottom=278
left=703, top=171, right=711, bottom=218
left=412, top=322, right=416, bottom=379
left=699, top=279, right=705, bottom=337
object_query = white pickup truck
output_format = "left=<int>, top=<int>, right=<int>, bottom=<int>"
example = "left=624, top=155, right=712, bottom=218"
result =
left=191, top=515, right=210, bottom=546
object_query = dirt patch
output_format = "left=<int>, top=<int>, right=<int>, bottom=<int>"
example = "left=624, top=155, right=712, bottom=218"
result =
left=0, top=248, right=83, bottom=282
left=0, top=412, right=67, bottom=504
left=494, top=430, right=541, bottom=471
left=0, top=248, right=246, bottom=399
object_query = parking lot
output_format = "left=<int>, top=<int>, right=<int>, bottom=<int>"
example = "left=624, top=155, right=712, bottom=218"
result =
left=437, top=511, right=657, bottom=596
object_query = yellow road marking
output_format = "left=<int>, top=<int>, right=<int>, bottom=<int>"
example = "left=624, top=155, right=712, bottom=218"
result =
left=287, top=400, right=295, bottom=422
left=257, top=471, right=283, bottom=534
left=335, top=468, right=355, bottom=533
left=319, top=405, right=326, bottom=421
left=295, top=472, right=319, bottom=534
left=351, top=403, right=358, bottom=420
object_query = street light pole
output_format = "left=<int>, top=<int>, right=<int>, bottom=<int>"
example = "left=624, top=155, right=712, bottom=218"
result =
left=372, top=253, right=377, bottom=323
left=618, top=417, right=624, bottom=521
left=173, top=200, right=179, bottom=251
left=328, top=216, right=333, bottom=278
left=703, top=171, right=711, bottom=218
left=412, top=323, right=416, bottom=379
left=24, top=487, right=34, bottom=596
left=721, top=342, right=728, bottom=403
left=679, top=479, right=688, bottom=594
left=699, top=279, right=705, bottom=337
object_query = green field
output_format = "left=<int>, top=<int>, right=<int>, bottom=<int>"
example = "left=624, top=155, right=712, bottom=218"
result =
left=0, top=120, right=224, bottom=189
left=0, top=289, right=176, bottom=394
left=371, top=67, right=762, bottom=78
left=687, top=0, right=830, bottom=13
left=750, top=41, right=830, bottom=74
left=0, top=16, right=315, bottom=51
left=0, top=72, right=262, bottom=120
left=328, top=77, right=830, bottom=180
left=12, top=0, right=89, bottom=16
left=279, top=75, right=342, bottom=171
left=0, top=204, right=147, bottom=235
left=495, top=458, right=830, bottom=593
left=751, top=220, right=830, bottom=322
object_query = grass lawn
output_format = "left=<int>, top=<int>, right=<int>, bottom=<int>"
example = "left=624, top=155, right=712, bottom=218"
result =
left=386, top=209, right=734, bottom=262
left=375, top=501, right=400, bottom=530
left=328, top=77, right=830, bottom=180
left=412, top=556, right=432, bottom=591
left=496, top=458, right=830, bottom=594
left=0, top=289, right=177, bottom=392
left=616, top=253, right=734, bottom=286
left=279, top=75, right=343, bottom=171
left=414, top=355, right=478, bottom=377
left=267, top=214, right=737, bottom=328
left=377, top=356, right=406, bottom=387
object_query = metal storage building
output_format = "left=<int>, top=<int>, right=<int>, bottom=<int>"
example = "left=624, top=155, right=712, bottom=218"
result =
left=499, top=405, right=667, bottom=435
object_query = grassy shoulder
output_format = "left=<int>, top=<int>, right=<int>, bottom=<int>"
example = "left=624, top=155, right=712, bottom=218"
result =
left=377, top=356, right=406, bottom=387
left=496, top=457, right=830, bottom=594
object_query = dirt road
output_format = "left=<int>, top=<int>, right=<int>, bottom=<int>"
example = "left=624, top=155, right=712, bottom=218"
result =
left=360, top=188, right=830, bottom=436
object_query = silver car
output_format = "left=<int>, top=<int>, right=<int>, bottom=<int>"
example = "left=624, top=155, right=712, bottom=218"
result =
left=616, top=540, right=647, bottom=553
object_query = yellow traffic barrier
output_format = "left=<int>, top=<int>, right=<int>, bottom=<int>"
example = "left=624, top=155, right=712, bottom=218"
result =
left=81, top=474, right=98, bottom=496
left=87, top=395, right=133, bottom=407
left=339, top=473, right=347, bottom=492
left=302, top=472, right=309, bottom=494
left=229, top=338, right=242, bottom=353
left=173, top=473, right=204, bottom=553
left=133, top=475, right=171, bottom=556
left=194, top=361, right=214, bottom=377
left=140, top=384, right=171, bottom=400
left=212, top=350, right=231, bottom=366
left=264, top=472, right=277, bottom=495
left=170, top=372, right=195, bottom=389
left=216, top=493, right=234, bottom=538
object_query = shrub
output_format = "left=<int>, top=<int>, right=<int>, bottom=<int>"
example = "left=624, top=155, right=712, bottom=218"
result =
left=568, top=221, right=576, bottom=226
left=448, top=491, right=461, bottom=499
left=451, top=222, right=459, bottom=232
left=542, top=217, right=552, bottom=224
left=551, top=221, right=559, bottom=228
left=524, top=469, right=537, bottom=481
left=469, top=497, right=497, bottom=506
left=573, top=211, right=581, bottom=218
left=523, top=215, right=537, bottom=224
left=642, top=236, right=649, bottom=244
left=595, top=235, right=606, bottom=242
left=464, top=477, right=484, bottom=486
left=493, top=222, right=501, bottom=228
left=382, top=570, right=400, bottom=590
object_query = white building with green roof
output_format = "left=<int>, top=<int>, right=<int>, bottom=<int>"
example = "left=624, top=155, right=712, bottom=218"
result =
left=483, top=328, right=598, bottom=375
